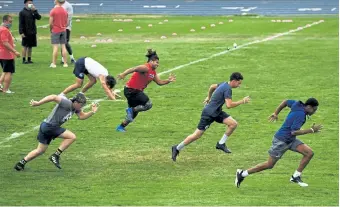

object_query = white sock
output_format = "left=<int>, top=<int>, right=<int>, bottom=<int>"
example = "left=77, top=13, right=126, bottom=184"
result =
left=176, top=141, right=186, bottom=151
left=241, top=170, right=249, bottom=177
left=293, top=170, right=301, bottom=178
left=218, top=134, right=228, bottom=144
left=62, top=57, right=64, bottom=62
left=59, top=92, right=65, bottom=96
left=70, top=54, right=74, bottom=60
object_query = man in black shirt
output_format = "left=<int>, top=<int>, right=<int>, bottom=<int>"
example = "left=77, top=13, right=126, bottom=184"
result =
left=19, top=0, right=41, bottom=64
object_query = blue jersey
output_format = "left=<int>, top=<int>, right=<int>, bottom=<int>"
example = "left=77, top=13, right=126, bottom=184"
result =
left=275, top=100, right=307, bottom=143
left=202, top=82, right=232, bottom=117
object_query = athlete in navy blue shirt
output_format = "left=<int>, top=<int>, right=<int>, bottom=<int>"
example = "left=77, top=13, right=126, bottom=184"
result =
left=235, top=98, right=322, bottom=188
left=171, top=72, right=251, bottom=161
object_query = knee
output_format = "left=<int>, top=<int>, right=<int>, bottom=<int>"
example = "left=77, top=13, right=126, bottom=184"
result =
left=145, top=101, right=153, bottom=110
left=75, top=82, right=82, bottom=88
left=230, top=120, right=238, bottom=129
left=91, top=79, right=97, bottom=85
left=70, top=134, right=77, bottom=141
left=305, top=150, right=314, bottom=159
left=267, top=161, right=276, bottom=169
left=36, top=148, right=46, bottom=155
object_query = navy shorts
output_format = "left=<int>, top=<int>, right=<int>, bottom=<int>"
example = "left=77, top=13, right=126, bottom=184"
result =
left=37, top=122, right=66, bottom=145
left=73, top=57, right=88, bottom=79
left=197, top=111, right=230, bottom=130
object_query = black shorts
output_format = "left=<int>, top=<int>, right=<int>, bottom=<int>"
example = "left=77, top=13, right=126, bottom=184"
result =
left=66, top=29, right=71, bottom=43
left=124, top=87, right=150, bottom=107
left=0, top=59, right=15, bottom=73
left=21, top=34, right=37, bottom=47
left=73, top=57, right=88, bottom=79
left=197, top=111, right=230, bottom=130
left=37, top=122, right=66, bottom=145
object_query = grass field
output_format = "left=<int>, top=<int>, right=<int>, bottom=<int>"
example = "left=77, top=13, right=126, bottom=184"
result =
left=0, top=15, right=338, bottom=206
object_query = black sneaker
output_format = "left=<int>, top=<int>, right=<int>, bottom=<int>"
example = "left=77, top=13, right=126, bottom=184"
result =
left=216, top=142, right=232, bottom=153
left=235, top=169, right=245, bottom=188
left=290, top=175, right=308, bottom=187
left=14, top=162, right=25, bottom=171
left=23, top=61, right=28, bottom=64
left=71, top=59, right=76, bottom=64
left=27, top=60, right=33, bottom=64
left=171, top=145, right=179, bottom=162
left=49, top=154, right=62, bottom=169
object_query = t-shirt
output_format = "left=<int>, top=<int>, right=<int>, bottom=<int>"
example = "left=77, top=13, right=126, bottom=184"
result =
left=85, top=57, right=109, bottom=78
left=202, top=82, right=232, bottom=117
left=50, top=6, right=68, bottom=33
left=0, top=26, right=15, bottom=60
left=44, top=96, right=79, bottom=127
left=275, top=100, right=307, bottom=143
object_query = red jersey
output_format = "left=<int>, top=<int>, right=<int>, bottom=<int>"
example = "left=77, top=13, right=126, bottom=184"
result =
left=126, top=63, right=156, bottom=91
left=0, top=26, right=15, bottom=60
left=50, top=6, right=68, bottom=33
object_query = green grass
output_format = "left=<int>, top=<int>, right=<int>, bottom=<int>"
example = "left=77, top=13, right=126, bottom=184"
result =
left=0, top=15, right=338, bottom=206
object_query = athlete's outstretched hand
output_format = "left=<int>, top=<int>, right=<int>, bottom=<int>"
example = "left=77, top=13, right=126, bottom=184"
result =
left=311, top=123, right=323, bottom=133
left=30, top=99, right=40, bottom=107
left=91, top=102, right=99, bottom=113
left=117, top=73, right=125, bottom=80
left=168, top=73, right=176, bottom=82
left=203, top=97, right=210, bottom=105
left=268, top=113, right=278, bottom=122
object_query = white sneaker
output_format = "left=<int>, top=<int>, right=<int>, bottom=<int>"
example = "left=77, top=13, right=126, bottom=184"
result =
left=5, top=89, right=14, bottom=94
left=50, top=63, right=57, bottom=68
left=290, top=176, right=308, bottom=187
left=0, top=84, right=3, bottom=89
left=63, top=64, right=68, bottom=68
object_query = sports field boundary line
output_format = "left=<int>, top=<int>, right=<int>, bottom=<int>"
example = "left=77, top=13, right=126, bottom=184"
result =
left=0, top=20, right=324, bottom=146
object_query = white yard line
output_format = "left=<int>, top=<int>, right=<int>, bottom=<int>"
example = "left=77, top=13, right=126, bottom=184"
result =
left=0, top=20, right=324, bottom=146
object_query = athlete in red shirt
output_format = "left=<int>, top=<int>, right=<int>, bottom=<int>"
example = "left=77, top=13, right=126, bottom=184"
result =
left=116, top=49, right=176, bottom=132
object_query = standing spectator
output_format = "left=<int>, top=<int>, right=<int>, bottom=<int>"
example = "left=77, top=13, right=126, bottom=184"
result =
left=61, top=0, right=76, bottom=64
left=0, top=15, right=20, bottom=94
left=19, top=0, right=41, bottom=64
left=49, top=0, right=68, bottom=68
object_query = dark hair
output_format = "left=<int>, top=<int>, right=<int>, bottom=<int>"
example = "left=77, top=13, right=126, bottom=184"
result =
left=71, top=93, right=87, bottom=105
left=305, top=98, right=319, bottom=107
left=106, top=75, right=116, bottom=89
left=2, top=15, right=11, bottom=22
left=146, top=49, right=159, bottom=62
left=24, top=0, right=32, bottom=4
left=230, top=72, right=243, bottom=81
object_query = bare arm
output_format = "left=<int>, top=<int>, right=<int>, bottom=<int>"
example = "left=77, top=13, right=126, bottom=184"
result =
left=117, top=65, right=148, bottom=79
left=153, top=73, right=176, bottom=86
left=49, top=15, right=53, bottom=32
left=3, top=42, right=18, bottom=54
left=225, top=98, right=244, bottom=109
left=99, top=75, right=116, bottom=100
left=30, top=95, right=62, bottom=107
left=268, top=100, right=288, bottom=122
left=77, top=103, right=99, bottom=120
left=292, top=123, right=323, bottom=136
left=203, top=84, right=218, bottom=104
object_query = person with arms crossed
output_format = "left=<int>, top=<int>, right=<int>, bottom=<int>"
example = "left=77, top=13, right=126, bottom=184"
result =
left=61, top=57, right=117, bottom=100
left=235, top=98, right=322, bottom=188
left=14, top=93, right=98, bottom=170
left=0, top=15, right=20, bottom=94
left=116, top=49, right=176, bottom=132
left=19, top=0, right=41, bottom=64
left=171, top=72, right=250, bottom=161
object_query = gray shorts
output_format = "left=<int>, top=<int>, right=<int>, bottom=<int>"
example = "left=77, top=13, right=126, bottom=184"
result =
left=51, top=31, right=67, bottom=44
left=268, top=137, right=304, bottom=159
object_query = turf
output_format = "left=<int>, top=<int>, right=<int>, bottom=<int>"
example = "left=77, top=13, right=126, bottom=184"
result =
left=0, top=15, right=338, bottom=206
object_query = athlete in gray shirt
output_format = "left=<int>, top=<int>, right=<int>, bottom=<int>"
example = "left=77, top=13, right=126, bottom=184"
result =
left=14, top=93, right=98, bottom=171
left=172, top=72, right=251, bottom=161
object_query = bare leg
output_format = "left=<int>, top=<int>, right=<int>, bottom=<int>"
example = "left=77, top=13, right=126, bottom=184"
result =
left=2, top=72, right=13, bottom=92
left=81, top=74, right=96, bottom=93
left=52, top=44, right=59, bottom=65
left=295, top=144, right=314, bottom=172
left=58, top=130, right=76, bottom=151
left=24, top=143, right=49, bottom=162
left=62, top=78, right=83, bottom=95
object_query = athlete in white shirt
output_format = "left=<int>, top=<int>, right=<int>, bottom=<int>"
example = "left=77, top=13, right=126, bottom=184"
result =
left=61, top=57, right=118, bottom=100
left=61, top=1, right=76, bottom=63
